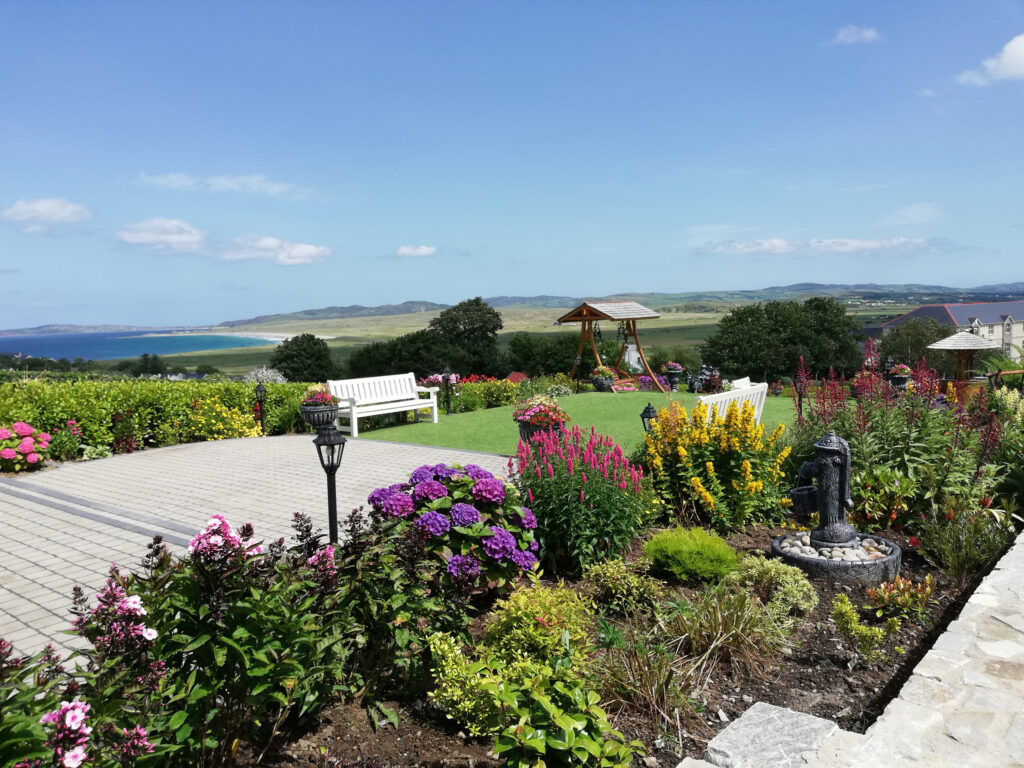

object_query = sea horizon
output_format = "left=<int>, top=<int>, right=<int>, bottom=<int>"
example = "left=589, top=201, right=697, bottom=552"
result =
left=0, top=330, right=279, bottom=362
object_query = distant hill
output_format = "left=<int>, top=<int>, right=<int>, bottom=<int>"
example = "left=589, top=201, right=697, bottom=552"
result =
left=219, top=301, right=449, bottom=327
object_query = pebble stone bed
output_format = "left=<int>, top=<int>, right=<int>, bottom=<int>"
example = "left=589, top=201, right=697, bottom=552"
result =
left=777, top=533, right=894, bottom=562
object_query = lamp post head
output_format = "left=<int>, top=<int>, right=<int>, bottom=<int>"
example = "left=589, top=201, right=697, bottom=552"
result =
left=442, top=365, right=452, bottom=384
left=313, top=426, right=346, bottom=474
left=640, top=403, right=658, bottom=432
left=254, top=382, right=266, bottom=404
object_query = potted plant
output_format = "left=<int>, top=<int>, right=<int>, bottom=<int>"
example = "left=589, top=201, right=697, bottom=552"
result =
left=769, top=380, right=784, bottom=397
left=591, top=364, right=616, bottom=393
left=300, top=383, right=340, bottom=429
left=888, top=363, right=912, bottom=391
left=660, top=361, right=685, bottom=391
left=513, top=395, right=570, bottom=443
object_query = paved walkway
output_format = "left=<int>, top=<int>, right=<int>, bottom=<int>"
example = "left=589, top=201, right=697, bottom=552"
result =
left=0, top=436, right=508, bottom=656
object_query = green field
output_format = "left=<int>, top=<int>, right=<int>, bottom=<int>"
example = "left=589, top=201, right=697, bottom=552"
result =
left=356, top=390, right=796, bottom=456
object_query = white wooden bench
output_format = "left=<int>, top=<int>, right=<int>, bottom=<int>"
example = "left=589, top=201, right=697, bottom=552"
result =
left=696, top=382, right=768, bottom=424
left=327, top=373, right=438, bottom=437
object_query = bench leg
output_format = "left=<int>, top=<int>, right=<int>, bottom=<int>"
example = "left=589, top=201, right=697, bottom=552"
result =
left=431, top=398, right=438, bottom=424
left=350, top=406, right=358, bottom=438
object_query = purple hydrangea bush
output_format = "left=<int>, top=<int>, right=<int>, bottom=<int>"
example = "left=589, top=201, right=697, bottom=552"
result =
left=367, top=462, right=538, bottom=588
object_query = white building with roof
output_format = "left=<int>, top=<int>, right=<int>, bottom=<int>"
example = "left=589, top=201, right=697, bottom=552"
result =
left=884, top=300, right=1024, bottom=362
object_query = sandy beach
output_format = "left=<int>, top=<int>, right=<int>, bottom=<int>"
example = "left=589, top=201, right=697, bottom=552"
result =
left=139, top=330, right=336, bottom=342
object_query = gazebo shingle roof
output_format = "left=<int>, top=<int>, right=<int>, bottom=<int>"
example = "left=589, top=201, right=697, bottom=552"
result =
left=557, top=301, right=660, bottom=323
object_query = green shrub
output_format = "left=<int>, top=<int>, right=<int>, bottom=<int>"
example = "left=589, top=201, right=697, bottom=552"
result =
left=0, top=643, right=68, bottom=768
left=643, top=527, right=738, bottom=584
left=514, top=426, right=655, bottom=575
left=666, top=588, right=786, bottom=672
left=831, top=594, right=901, bottom=663
left=865, top=575, right=934, bottom=623
left=484, top=582, right=595, bottom=670
left=721, top=554, right=817, bottom=632
left=917, top=505, right=1015, bottom=586
left=583, top=558, right=666, bottom=616
left=427, top=633, right=640, bottom=767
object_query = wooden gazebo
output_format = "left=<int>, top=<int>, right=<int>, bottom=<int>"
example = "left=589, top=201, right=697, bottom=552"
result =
left=558, top=301, right=666, bottom=393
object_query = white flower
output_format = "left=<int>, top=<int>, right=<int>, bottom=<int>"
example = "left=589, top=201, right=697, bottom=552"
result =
left=63, top=746, right=88, bottom=768
left=141, top=627, right=158, bottom=641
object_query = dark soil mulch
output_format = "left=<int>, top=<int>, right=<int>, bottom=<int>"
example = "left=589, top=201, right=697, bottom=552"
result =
left=249, top=525, right=978, bottom=767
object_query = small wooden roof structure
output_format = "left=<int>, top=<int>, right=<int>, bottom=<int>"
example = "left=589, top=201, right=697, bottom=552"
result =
left=558, top=301, right=665, bottom=392
left=927, top=331, right=999, bottom=380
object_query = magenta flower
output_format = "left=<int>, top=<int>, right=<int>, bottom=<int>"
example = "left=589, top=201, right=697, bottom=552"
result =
left=471, top=477, right=506, bottom=504
left=12, top=422, right=34, bottom=437
left=382, top=492, right=414, bottom=517
left=16, top=437, right=34, bottom=454
left=26, top=453, right=40, bottom=464
left=412, top=479, right=449, bottom=503
left=0, top=428, right=10, bottom=439
left=0, top=448, right=16, bottom=460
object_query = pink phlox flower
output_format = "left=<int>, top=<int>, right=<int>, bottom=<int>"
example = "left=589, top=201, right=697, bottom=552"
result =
left=62, top=746, right=88, bottom=768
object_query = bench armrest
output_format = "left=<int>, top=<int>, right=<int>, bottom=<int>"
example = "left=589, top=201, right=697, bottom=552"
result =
left=416, top=386, right=440, bottom=394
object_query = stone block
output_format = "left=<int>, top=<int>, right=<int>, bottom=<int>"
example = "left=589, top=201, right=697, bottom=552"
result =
left=676, top=759, right=717, bottom=768
left=704, top=702, right=837, bottom=768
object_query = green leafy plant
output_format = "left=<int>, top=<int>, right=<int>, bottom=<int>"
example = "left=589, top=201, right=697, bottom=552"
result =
left=513, top=426, right=654, bottom=575
left=720, top=553, right=817, bottom=632
left=643, top=527, right=739, bottom=584
left=583, top=558, right=667, bottom=616
left=831, top=594, right=901, bottom=663
left=916, top=504, right=1016, bottom=586
left=484, top=582, right=596, bottom=670
left=866, top=575, right=935, bottom=623
left=82, top=444, right=113, bottom=460
left=0, top=642, right=68, bottom=768
left=46, top=419, right=83, bottom=461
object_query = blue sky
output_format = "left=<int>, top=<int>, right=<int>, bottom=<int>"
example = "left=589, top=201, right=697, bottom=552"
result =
left=1, top=2, right=1023, bottom=328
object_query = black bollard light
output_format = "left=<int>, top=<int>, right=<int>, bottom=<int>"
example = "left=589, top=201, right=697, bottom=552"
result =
left=640, top=402, right=658, bottom=433
left=442, top=365, right=453, bottom=415
left=313, top=425, right=346, bottom=543
left=254, top=382, right=267, bottom=435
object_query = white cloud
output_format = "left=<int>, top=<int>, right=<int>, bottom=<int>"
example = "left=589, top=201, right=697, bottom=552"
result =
left=117, top=218, right=204, bottom=251
left=703, top=238, right=794, bottom=255
left=395, top=245, right=438, bottom=258
left=223, top=235, right=330, bottom=266
left=700, top=236, right=933, bottom=255
left=832, top=25, right=880, bottom=45
left=1, top=198, right=92, bottom=232
left=956, top=33, right=1024, bottom=86
left=138, top=172, right=306, bottom=198
left=917, top=88, right=938, bottom=98
left=880, top=202, right=942, bottom=228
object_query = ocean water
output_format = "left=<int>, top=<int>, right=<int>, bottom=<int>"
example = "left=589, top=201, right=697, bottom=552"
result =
left=0, top=331, right=278, bottom=362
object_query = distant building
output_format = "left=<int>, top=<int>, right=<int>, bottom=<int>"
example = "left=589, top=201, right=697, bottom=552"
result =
left=883, top=300, right=1024, bottom=361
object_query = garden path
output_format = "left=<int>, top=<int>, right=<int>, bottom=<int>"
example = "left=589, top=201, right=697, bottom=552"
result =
left=0, top=435, right=508, bottom=656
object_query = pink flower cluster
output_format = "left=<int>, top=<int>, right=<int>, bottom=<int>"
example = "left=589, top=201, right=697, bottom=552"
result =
left=305, top=544, right=339, bottom=591
left=74, top=575, right=159, bottom=655
left=0, top=421, right=49, bottom=470
left=187, top=514, right=264, bottom=561
left=39, top=697, right=91, bottom=768
left=114, top=725, right=155, bottom=760
left=515, top=424, right=644, bottom=496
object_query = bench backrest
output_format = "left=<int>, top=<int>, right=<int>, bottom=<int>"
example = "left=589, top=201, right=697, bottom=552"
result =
left=730, top=376, right=752, bottom=389
left=696, top=382, right=768, bottom=424
left=328, top=373, right=419, bottom=405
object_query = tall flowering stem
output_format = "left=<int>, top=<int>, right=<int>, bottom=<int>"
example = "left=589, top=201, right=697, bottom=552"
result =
left=513, top=425, right=653, bottom=574
left=642, top=400, right=791, bottom=532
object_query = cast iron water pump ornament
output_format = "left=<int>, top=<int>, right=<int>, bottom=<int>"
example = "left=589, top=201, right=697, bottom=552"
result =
left=772, top=430, right=901, bottom=585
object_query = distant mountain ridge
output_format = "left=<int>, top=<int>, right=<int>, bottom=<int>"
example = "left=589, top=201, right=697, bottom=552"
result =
left=6, top=282, right=1024, bottom=334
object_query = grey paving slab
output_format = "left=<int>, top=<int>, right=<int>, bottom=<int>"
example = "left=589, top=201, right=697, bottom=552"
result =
left=0, top=435, right=507, bottom=656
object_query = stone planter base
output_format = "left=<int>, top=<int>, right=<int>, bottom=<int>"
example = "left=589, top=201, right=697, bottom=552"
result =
left=300, top=405, right=338, bottom=430
left=592, top=377, right=613, bottom=393
left=517, top=421, right=563, bottom=444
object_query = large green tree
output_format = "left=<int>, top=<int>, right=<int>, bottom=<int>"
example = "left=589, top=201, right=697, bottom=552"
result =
left=878, top=318, right=955, bottom=377
left=702, top=298, right=863, bottom=380
left=269, top=333, right=338, bottom=382
left=428, top=297, right=504, bottom=375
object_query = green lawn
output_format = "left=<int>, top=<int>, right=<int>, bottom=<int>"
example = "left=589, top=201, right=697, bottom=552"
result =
left=358, top=391, right=796, bottom=456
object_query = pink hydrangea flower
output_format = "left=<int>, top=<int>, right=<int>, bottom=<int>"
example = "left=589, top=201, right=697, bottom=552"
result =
left=16, top=437, right=34, bottom=454
left=0, top=428, right=10, bottom=440
left=12, top=422, right=35, bottom=437
left=37, top=432, right=51, bottom=442
left=0, top=448, right=16, bottom=460
left=26, top=453, right=40, bottom=464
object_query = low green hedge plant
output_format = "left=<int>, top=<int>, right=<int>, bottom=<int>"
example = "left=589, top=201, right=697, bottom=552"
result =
left=720, top=554, right=817, bottom=632
left=583, top=558, right=666, bottom=616
left=643, top=527, right=738, bottom=584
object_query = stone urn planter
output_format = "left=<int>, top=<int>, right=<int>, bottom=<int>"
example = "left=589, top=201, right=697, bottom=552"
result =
left=300, top=404, right=338, bottom=430
left=888, top=374, right=910, bottom=391
left=517, top=421, right=563, bottom=444
left=591, top=376, right=614, bottom=393
left=665, top=370, right=683, bottom=392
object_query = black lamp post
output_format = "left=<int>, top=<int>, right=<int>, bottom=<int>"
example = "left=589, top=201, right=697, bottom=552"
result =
left=442, top=365, right=453, bottom=415
left=313, top=426, right=346, bottom=543
left=254, top=383, right=267, bottom=435
left=640, top=402, right=658, bottom=433
left=574, top=354, right=582, bottom=394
